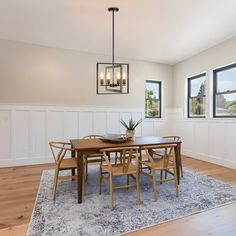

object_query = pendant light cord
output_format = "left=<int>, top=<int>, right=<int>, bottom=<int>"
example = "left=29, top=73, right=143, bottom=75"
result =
left=109, top=8, right=118, bottom=65
left=108, top=7, right=119, bottom=84
left=112, top=9, right=114, bottom=65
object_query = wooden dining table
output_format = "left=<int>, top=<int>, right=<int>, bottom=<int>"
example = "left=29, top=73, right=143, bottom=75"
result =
left=70, top=136, right=182, bottom=204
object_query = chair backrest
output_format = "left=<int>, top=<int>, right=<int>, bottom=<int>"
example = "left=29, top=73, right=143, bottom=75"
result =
left=162, top=136, right=181, bottom=156
left=143, top=144, right=177, bottom=168
left=163, top=136, right=181, bottom=142
left=49, top=142, right=74, bottom=167
left=100, top=146, right=140, bottom=173
left=83, top=135, right=104, bottom=139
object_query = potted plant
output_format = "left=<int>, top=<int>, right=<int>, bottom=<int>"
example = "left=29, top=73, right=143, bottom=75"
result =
left=120, top=118, right=142, bottom=140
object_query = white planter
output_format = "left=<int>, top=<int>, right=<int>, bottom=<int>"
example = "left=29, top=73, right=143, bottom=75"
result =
left=126, top=130, right=135, bottom=141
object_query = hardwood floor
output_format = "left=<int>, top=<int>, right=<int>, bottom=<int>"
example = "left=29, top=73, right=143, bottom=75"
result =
left=126, top=203, right=236, bottom=236
left=0, top=224, right=28, bottom=236
left=0, top=156, right=236, bottom=236
left=0, top=163, right=53, bottom=230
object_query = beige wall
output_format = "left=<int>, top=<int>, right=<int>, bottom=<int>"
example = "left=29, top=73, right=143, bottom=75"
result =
left=0, top=39, right=173, bottom=109
left=2, top=37, right=236, bottom=111
left=173, top=36, right=236, bottom=111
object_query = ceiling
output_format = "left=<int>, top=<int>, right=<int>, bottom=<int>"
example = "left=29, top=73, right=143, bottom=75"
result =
left=0, top=0, right=236, bottom=64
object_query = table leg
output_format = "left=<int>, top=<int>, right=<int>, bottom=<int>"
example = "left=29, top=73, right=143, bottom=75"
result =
left=71, top=149, right=75, bottom=180
left=179, top=142, right=182, bottom=178
left=77, top=150, right=84, bottom=204
left=175, top=143, right=181, bottom=185
left=138, top=148, right=142, bottom=172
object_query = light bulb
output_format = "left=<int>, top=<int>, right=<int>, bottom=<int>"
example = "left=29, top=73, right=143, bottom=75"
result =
left=106, top=72, right=111, bottom=86
left=116, top=72, right=121, bottom=79
left=122, top=72, right=126, bottom=86
left=116, top=72, right=121, bottom=86
left=122, top=72, right=126, bottom=79
left=100, top=72, right=104, bottom=86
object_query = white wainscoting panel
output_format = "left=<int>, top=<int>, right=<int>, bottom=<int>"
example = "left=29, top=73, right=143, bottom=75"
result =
left=0, top=105, right=167, bottom=167
left=15, top=110, right=30, bottom=159
left=64, top=111, right=79, bottom=140
left=153, top=120, right=166, bottom=137
left=173, top=108, right=236, bottom=169
left=225, top=123, right=236, bottom=162
left=142, top=120, right=155, bottom=136
left=208, top=122, right=225, bottom=158
left=93, top=112, right=107, bottom=135
left=48, top=111, right=64, bottom=142
left=78, top=111, right=93, bottom=138
left=1, top=105, right=236, bottom=169
left=30, top=111, right=46, bottom=157
left=107, top=112, right=120, bottom=134
left=194, top=122, right=209, bottom=155
left=182, top=121, right=195, bottom=151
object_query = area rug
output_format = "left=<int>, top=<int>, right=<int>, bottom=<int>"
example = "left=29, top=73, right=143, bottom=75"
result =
left=27, top=166, right=236, bottom=236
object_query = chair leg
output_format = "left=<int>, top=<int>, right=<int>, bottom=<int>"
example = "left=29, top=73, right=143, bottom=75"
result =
left=127, top=174, right=130, bottom=190
left=52, top=169, right=59, bottom=201
left=136, top=173, right=141, bottom=205
left=71, top=168, right=75, bottom=181
left=109, top=174, right=114, bottom=210
left=164, top=170, right=168, bottom=179
left=160, top=170, right=163, bottom=184
left=83, top=163, right=86, bottom=196
left=152, top=170, right=157, bottom=202
left=99, top=166, right=102, bottom=195
left=179, top=157, right=183, bottom=177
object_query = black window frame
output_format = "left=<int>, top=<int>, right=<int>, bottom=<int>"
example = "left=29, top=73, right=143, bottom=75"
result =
left=145, top=80, right=162, bottom=118
left=187, top=73, right=206, bottom=118
left=213, top=63, right=236, bottom=118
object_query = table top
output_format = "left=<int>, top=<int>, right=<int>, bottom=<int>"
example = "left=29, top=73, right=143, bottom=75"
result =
left=70, top=136, right=181, bottom=151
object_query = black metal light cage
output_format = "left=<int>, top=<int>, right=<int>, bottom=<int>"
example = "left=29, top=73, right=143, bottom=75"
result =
left=96, top=7, right=129, bottom=95
left=97, top=62, right=129, bottom=94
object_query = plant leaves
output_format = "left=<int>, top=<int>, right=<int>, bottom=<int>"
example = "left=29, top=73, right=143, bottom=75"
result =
left=120, top=118, right=142, bottom=130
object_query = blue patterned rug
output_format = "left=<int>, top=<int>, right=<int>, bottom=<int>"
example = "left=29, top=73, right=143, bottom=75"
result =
left=27, top=166, right=236, bottom=236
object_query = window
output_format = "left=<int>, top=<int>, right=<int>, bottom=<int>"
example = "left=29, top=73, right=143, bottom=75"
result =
left=145, top=80, right=161, bottom=118
left=187, top=73, right=206, bottom=118
left=213, top=63, right=236, bottom=117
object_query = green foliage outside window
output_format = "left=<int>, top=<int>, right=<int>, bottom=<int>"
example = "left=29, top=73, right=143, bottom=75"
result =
left=214, top=63, right=236, bottom=117
left=188, top=74, right=206, bottom=117
left=145, top=81, right=161, bottom=118
left=216, top=94, right=236, bottom=115
left=189, top=82, right=205, bottom=116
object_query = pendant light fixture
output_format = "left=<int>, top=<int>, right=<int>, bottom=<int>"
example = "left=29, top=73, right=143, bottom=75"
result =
left=96, top=7, right=129, bottom=94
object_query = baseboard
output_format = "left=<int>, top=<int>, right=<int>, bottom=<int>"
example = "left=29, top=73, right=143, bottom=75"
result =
left=183, top=149, right=236, bottom=170
left=0, top=157, right=52, bottom=168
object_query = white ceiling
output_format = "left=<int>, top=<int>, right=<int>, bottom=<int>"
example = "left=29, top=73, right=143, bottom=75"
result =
left=0, top=0, right=236, bottom=64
